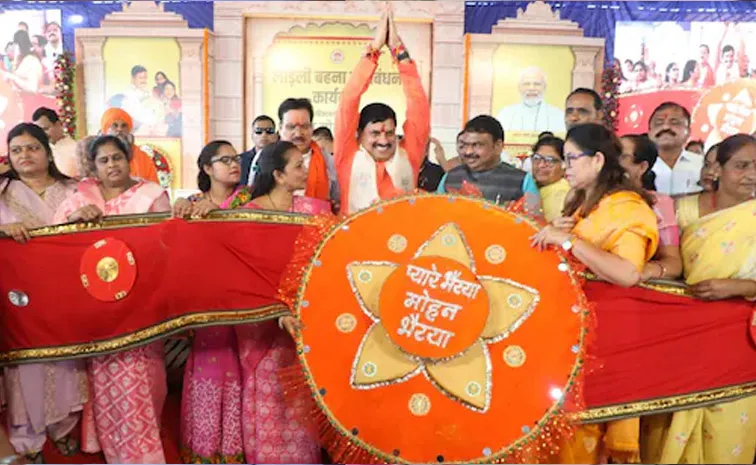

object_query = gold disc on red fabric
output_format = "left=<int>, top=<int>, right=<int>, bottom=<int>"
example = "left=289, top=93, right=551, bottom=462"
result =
left=80, top=238, right=137, bottom=302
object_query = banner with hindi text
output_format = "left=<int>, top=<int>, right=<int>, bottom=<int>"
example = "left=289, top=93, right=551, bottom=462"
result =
left=262, top=23, right=423, bottom=131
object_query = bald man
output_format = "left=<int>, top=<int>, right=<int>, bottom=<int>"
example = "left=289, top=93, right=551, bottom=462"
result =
left=100, top=108, right=160, bottom=184
left=496, top=67, right=566, bottom=134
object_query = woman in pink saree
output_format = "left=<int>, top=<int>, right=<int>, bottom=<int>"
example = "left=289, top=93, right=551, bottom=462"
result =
left=54, top=135, right=171, bottom=464
left=178, top=140, right=326, bottom=463
left=0, top=123, right=85, bottom=463
left=176, top=140, right=248, bottom=463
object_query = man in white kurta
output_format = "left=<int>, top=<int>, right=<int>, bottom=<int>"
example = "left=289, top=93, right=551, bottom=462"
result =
left=496, top=67, right=566, bottom=134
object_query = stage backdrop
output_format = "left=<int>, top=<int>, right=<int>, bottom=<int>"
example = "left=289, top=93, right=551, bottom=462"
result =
left=76, top=1, right=212, bottom=194
left=465, top=2, right=603, bottom=161
left=244, top=14, right=432, bottom=152
left=614, top=20, right=756, bottom=142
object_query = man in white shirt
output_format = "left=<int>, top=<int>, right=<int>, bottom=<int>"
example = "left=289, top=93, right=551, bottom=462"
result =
left=496, top=67, right=565, bottom=134
left=648, top=102, right=703, bottom=196
left=715, top=45, right=738, bottom=85
left=43, top=22, right=64, bottom=63
left=32, top=106, right=79, bottom=178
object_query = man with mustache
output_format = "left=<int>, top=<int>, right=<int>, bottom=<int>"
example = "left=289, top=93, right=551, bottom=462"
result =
left=334, top=5, right=429, bottom=214
left=100, top=108, right=160, bottom=184
left=564, top=88, right=604, bottom=130
left=277, top=98, right=336, bottom=203
left=649, top=102, right=703, bottom=196
left=496, top=67, right=565, bottom=134
left=438, top=115, right=541, bottom=215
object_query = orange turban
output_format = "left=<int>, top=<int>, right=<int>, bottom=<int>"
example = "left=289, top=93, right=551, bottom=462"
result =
left=100, top=108, right=133, bottom=134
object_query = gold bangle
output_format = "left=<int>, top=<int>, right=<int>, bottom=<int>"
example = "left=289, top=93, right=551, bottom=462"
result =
left=657, top=262, right=667, bottom=278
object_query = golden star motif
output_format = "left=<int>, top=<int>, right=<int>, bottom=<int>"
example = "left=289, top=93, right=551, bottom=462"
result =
left=346, top=223, right=540, bottom=412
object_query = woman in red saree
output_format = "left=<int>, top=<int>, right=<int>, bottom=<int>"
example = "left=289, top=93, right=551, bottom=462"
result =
left=54, top=135, right=171, bottom=464
left=531, top=124, right=659, bottom=463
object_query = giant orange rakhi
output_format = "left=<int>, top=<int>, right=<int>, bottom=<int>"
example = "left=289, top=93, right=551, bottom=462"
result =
left=291, top=194, right=590, bottom=464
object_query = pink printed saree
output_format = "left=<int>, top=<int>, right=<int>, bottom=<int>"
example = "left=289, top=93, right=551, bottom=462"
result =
left=181, top=194, right=326, bottom=463
left=57, top=178, right=172, bottom=464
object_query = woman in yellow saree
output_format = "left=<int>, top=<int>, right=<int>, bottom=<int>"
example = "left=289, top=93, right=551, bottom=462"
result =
left=531, top=135, right=571, bottom=223
left=531, top=123, right=659, bottom=463
left=642, top=133, right=756, bottom=464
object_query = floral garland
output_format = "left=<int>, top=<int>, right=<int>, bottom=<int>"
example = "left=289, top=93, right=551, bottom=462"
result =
left=601, top=64, right=621, bottom=132
left=140, top=144, right=173, bottom=189
left=53, top=52, right=76, bottom=137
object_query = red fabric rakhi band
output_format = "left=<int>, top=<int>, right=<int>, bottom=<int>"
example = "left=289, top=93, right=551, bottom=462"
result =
left=0, top=217, right=303, bottom=363
left=580, top=281, right=756, bottom=420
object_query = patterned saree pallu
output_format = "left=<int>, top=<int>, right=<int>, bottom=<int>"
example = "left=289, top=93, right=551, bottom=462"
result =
left=293, top=195, right=590, bottom=463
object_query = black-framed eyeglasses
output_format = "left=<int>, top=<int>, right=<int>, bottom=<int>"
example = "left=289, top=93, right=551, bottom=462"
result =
left=211, top=155, right=242, bottom=166
left=531, top=153, right=562, bottom=167
left=564, top=151, right=593, bottom=168
left=254, top=128, right=276, bottom=135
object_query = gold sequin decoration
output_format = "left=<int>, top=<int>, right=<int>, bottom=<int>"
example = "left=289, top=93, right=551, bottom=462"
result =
left=503, top=345, right=526, bottom=368
left=466, top=381, right=482, bottom=397
left=507, top=293, right=523, bottom=309
left=387, top=234, right=408, bottom=253
left=357, top=269, right=373, bottom=284
left=485, top=245, right=506, bottom=264
left=96, top=256, right=119, bottom=283
left=441, top=234, right=457, bottom=246
left=362, top=361, right=377, bottom=377
left=408, top=393, right=431, bottom=416
left=336, top=313, right=357, bottom=333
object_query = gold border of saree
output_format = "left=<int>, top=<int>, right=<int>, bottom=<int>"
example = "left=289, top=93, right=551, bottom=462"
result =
left=17, top=209, right=311, bottom=238
left=576, top=382, right=756, bottom=423
left=0, top=305, right=289, bottom=364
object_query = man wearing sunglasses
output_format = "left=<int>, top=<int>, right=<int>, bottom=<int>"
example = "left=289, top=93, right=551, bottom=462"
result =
left=240, top=115, right=277, bottom=186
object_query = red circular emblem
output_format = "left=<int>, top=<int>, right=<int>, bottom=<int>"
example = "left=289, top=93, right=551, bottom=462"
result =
left=80, top=238, right=137, bottom=302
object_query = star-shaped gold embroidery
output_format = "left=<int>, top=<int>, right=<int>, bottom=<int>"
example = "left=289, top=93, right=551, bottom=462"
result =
left=346, top=223, right=540, bottom=412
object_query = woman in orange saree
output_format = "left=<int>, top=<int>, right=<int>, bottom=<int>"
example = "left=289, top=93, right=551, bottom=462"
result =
left=531, top=124, right=659, bottom=463
left=642, top=134, right=756, bottom=464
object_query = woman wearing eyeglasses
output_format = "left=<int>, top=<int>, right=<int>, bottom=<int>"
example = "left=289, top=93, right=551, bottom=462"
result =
left=531, top=123, right=658, bottom=463
left=0, top=123, right=84, bottom=464
left=172, top=140, right=250, bottom=220
left=53, top=135, right=171, bottom=464
left=619, top=134, right=683, bottom=281
left=177, top=140, right=249, bottom=463
left=531, top=135, right=570, bottom=223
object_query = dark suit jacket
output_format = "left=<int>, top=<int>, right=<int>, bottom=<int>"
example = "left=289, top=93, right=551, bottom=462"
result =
left=239, top=148, right=257, bottom=186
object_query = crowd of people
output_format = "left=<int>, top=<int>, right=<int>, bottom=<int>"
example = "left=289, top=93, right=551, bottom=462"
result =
left=0, top=4, right=755, bottom=465
left=0, top=20, right=63, bottom=95
left=617, top=23, right=753, bottom=94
